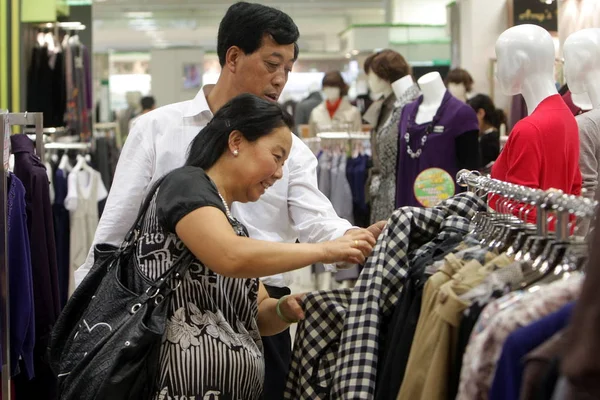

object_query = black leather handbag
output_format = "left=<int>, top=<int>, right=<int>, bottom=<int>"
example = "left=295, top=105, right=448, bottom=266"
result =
left=48, top=179, right=195, bottom=400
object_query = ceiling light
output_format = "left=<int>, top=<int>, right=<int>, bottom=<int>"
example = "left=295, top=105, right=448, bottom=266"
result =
left=126, top=12, right=153, bottom=18
left=351, top=49, right=360, bottom=55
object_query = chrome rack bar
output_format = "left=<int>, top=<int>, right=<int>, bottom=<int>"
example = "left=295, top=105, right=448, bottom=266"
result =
left=456, top=169, right=598, bottom=220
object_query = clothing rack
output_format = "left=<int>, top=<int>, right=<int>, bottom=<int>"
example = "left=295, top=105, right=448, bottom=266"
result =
left=0, top=112, right=43, bottom=400
left=37, top=21, right=86, bottom=38
left=456, top=169, right=597, bottom=239
left=44, top=142, right=91, bottom=151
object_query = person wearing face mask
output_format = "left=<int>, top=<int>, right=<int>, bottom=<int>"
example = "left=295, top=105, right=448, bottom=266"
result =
left=446, top=68, right=475, bottom=102
left=308, top=71, right=363, bottom=136
left=467, top=94, right=506, bottom=172
left=73, top=3, right=386, bottom=400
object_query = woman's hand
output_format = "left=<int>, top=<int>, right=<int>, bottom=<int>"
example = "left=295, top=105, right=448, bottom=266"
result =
left=278, top=293, right=306, bottom=322
left=320, top=229, right=376, bottom=265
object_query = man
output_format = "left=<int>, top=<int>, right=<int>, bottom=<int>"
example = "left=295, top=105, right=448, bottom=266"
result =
left=75, top=2, right=385, bottom=399
left=128, top=95, right=156, bottom=131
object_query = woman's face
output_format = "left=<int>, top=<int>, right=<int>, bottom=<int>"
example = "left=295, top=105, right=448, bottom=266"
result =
left=236, top=126, right=293, bottom=202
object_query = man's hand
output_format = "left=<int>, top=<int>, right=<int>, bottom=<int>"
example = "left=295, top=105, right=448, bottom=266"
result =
left=367, top=221, right=387, bottom=240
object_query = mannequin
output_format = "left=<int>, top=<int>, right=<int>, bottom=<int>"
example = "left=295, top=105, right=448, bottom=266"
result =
left=564, top=28, right=600, bottom=234
left=491, top=24, right=581, bottom=218
left=363, top=50, right=421, bottom=223
left=415, top=72, right=447, bottom=124
left=295, top=81, right=323, bottom=127
left=395, top=71, right=480, bottom=208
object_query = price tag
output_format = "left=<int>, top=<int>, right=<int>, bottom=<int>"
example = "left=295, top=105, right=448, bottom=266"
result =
left=413, top=168, right=455, bottom=207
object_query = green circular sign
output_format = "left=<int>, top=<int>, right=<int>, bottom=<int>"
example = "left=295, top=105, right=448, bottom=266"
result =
left=413, top=168, right=455, bottom=207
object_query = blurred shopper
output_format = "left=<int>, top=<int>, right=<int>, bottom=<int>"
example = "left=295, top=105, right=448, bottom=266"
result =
left=128, top=95, right=156, bottom=131
left=309, top=71, right=363, bottom=136
left=73, top=2, right=385, bottom=400
left=467, top=94, right=506, bottom=172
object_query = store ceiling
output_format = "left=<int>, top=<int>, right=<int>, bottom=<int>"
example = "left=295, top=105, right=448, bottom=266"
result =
left=92, top=0, right=389, bottom=53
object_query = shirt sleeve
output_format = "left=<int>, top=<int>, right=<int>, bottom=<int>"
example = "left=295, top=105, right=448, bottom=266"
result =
left=286, top=135, right=354, bottom=243
left=74, top=115, right=156, bottom=286
left=156, top=166, right=227, bottom=233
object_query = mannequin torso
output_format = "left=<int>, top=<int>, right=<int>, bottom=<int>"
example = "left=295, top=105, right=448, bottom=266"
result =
left=564, top=29, right=600, bottom=230
left=491, top=24, right=582, bottom=217
left=415, top=72, right=447, bottom=124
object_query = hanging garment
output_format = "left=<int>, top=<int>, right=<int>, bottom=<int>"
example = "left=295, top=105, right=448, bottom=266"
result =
left=375, top=222, right=485, bottom=400
left=65, top=168, right=107, bottom=296
left=396, top=253, right=514, bottom=400
left=346, top=154, right=370, bottom=228
left=26, top=44, right=66, bottom=128
left=370, top=85, right=420, bottom=223
left=11, top=134, right=60, bottom=399
left=457, top=275, right=583, bottom=400
left=330, top=153, right=354, bottom=225
left=396, top=90, right=480, bottom=208
left=53, top=168, right=70, bottom=307
left=576, top=108, right=600, bottom=235
left=284, top=192, right=487, bottom=400
left=7, top=173, right=35, bottom=378
left=489, top=302, right=575, bottom=400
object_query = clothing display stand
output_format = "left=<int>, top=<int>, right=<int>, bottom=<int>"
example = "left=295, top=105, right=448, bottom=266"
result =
left=0, top=112, right=43, bottom=400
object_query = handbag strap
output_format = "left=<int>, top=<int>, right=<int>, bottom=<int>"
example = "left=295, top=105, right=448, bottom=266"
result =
left=121, top=176, right=167, bottom=247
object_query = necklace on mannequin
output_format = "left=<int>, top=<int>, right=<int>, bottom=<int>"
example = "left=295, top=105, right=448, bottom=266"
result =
left=404, top=93, right=449, bottom=159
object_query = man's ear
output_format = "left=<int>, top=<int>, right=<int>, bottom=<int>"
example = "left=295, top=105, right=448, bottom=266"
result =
left=225, top=46, right=243, bottom=72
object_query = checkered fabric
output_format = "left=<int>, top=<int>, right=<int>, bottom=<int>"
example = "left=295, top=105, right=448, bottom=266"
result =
left=285, top=193, right=486, bottom=399
left=284, top=288, right=352, bottom=399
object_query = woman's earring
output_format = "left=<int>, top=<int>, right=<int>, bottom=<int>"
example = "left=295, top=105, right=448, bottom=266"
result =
left=233, top=149, right=239, bottom=157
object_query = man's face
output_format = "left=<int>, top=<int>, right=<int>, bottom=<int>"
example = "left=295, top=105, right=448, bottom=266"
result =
left=233, top=35, right=296, bottom=102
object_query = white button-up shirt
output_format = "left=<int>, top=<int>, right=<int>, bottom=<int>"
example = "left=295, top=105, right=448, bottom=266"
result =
left=75, top=86, right=353, bottom=287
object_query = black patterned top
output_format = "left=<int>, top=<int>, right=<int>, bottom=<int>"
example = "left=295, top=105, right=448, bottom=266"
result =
left=135, top=166, right=263, bottom=400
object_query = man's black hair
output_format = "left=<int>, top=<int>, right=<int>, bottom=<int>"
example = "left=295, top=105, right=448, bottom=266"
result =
left=141, top=96, right=155, bottom=111
left=217, top=2, right=300, bottom=67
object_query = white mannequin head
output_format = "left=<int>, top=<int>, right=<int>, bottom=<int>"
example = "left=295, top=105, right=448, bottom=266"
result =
left=495, top=24, right=558, bottom=113
left=564, top=28, right=600, bottom=109
left=415, top=72, right=447, bottom=124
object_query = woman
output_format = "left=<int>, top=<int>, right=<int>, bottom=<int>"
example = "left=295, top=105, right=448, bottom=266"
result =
left=467, top=94, right=506, bottom=172
left=135, top=93, right=375, bottom=399
left=308, top=71, right=363, bottom=136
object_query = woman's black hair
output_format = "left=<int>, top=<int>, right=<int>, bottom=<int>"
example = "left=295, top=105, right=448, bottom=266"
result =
left=186, top=93, right=294, bottom=169
left=467, top=94, right=507, bottom=129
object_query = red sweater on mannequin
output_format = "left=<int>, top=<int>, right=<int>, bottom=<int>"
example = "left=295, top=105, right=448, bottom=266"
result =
left=491, top=94, right=582, bottom=222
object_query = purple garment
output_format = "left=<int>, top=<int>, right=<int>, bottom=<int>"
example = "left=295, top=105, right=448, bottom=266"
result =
left=7, top=173, right=35, bottom=378
left=11, top=135, right=60, bottom=396
left=53, top=169, right=70, bottom=308
left=510, top=94, right=528, bottom=131
left=83, top=45, right=92, bottom=111
left=489, top=302, right=575, bottom=400
left=395, top=91, right=480, bottom=208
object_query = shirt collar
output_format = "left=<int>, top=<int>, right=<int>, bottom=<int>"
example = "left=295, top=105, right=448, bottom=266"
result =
left=10, top=134, right=35, bottom=154
left=183, top=85, right=215, bottom=118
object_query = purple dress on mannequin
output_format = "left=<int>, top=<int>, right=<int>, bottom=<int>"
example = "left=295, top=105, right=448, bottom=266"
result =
left=395, top=91, right=480, bottom=208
